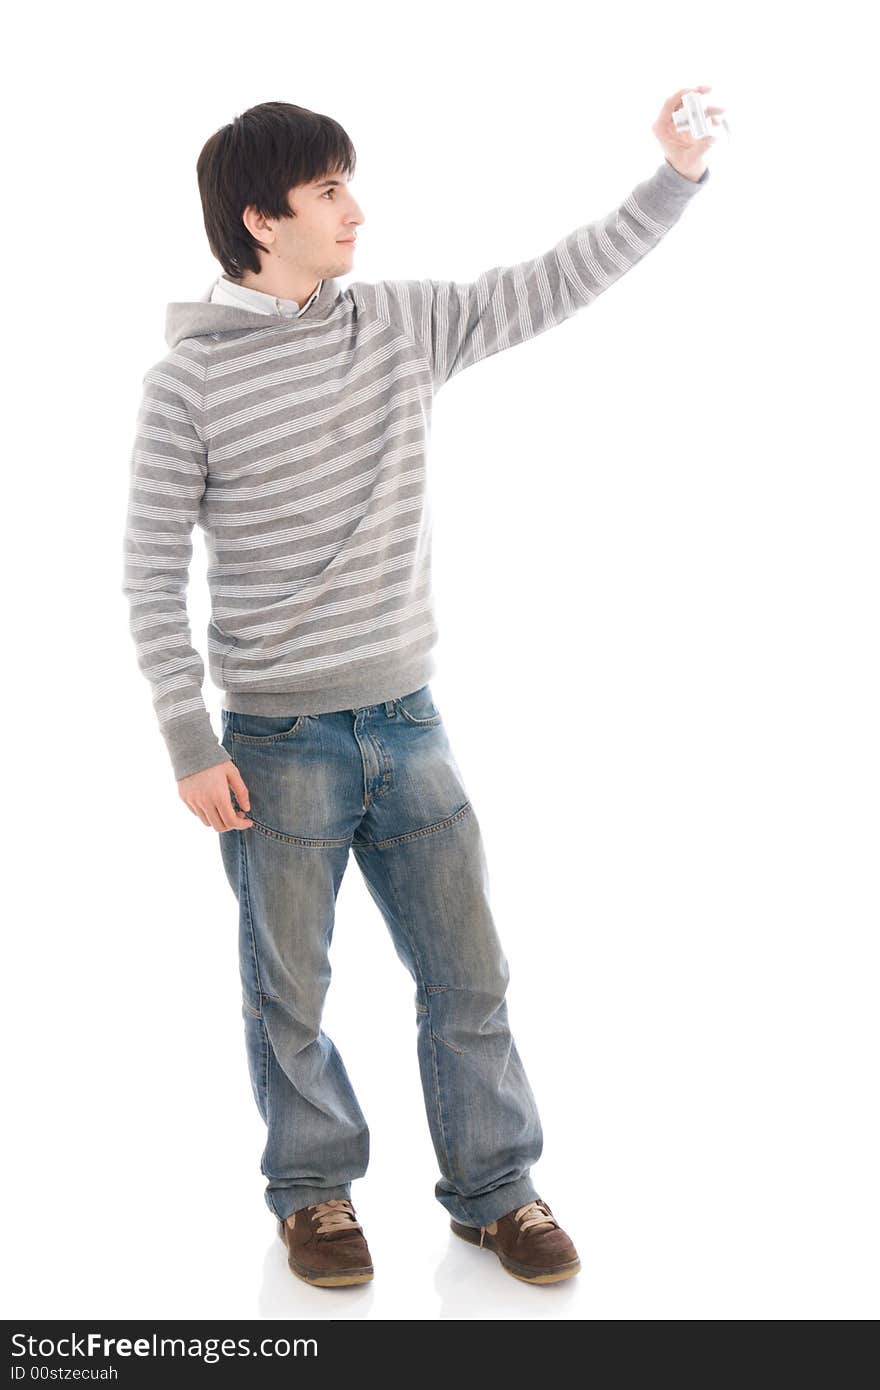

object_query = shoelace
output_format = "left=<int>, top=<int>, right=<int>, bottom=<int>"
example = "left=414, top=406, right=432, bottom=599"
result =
left=310, top=1198, right=363, bottom=1238
left=479, top=1198, right=557, bottom=1247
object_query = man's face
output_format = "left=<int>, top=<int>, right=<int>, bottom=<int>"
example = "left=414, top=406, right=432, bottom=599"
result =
left=249, top=169, right=365, bottom=278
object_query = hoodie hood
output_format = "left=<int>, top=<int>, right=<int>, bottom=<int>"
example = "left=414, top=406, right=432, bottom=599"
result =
left=165, top=274, right=343, bottom=349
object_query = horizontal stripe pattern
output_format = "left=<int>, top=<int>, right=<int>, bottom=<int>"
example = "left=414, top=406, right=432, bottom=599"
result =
left=122, top=159, right=707, bottom=778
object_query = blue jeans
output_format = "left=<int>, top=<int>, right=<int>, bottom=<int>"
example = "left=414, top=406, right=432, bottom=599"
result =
left=218, top=683, right=544, bottom=1227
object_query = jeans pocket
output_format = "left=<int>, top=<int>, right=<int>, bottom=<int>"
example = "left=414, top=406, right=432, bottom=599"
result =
left=230, top=711, right=309, bottom=743
left=395, top=684, right=442, bottom=726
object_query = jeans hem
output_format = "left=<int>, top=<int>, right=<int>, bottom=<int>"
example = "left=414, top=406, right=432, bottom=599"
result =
left=435, top=1174, right=541, bottom=1227
left=267, top=1183, right=354, bottom=1223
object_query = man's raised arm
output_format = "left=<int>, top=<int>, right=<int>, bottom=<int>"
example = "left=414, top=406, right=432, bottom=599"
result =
left=372, top=157, right=709, bottom=392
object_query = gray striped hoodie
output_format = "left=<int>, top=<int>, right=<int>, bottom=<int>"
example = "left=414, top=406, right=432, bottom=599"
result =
left=122, top=158, right=709, bottom=780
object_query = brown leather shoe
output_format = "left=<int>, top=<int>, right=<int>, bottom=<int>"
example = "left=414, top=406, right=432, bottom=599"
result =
left=450, top=1197, right=580, bottom=1283
left=277, top=1198, right=374, bottom=1286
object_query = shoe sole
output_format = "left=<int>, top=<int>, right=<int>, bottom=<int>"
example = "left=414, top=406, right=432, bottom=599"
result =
left=276, top=1218, right=374, bottom=1287
left=450, top=1218, right=581, bottom=1283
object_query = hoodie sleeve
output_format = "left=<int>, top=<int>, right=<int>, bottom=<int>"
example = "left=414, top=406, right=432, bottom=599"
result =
left=372, top=159, right=709, bottom=391
left=121, top=356, right=229, bottom=781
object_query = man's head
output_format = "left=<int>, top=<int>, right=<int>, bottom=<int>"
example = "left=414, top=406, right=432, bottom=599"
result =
left=197, top=101, right=364, bottom=287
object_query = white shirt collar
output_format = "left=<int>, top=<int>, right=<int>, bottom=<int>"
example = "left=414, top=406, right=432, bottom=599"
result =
left=209, top=275, right=323, bottom=317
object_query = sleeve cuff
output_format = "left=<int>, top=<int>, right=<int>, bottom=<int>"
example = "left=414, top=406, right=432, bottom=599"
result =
left=163, top=710, right=229, bottom=782
left=629, top=158, right=710, bottom=230
left=660, top=158, right=710, bottom=191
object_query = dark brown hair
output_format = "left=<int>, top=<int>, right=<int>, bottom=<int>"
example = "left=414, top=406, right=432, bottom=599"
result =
left=197, top=101, right=357, bottom=278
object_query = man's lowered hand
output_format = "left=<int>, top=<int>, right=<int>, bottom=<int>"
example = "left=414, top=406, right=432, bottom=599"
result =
left=178, top=760, right=254, bottom=832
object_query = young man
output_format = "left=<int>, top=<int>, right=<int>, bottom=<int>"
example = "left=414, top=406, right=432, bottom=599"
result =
left=122, top=94, right=717, bottom=1288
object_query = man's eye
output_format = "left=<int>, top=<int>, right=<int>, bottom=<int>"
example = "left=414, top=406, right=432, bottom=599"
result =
left=323, top=189, right=335, bottom=198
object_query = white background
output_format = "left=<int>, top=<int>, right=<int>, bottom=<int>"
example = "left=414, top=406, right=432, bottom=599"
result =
left=4, top=0, right=877, bottom=1322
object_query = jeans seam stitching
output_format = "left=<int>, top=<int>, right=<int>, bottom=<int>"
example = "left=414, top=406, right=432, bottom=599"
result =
left=432, top=1029, right=465, bottom=1056
left=354, top=801, right=472, bottom=851
left=262, top=1017, right=270, bottom=1137
left=247, top=819, right=351, bottom=848
left=426, top=1012, right=459, bottom=1178
left=240, top=829, right=266, bottom=1014
left=378, top=851, right=459, bottom=1186
left=397, top=710, right=442, bottom=727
